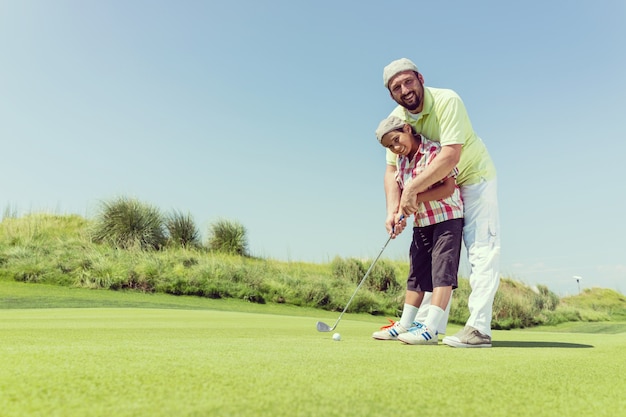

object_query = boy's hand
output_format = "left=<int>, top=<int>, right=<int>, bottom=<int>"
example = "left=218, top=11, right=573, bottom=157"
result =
left=386, top=213, right=407, bottom=238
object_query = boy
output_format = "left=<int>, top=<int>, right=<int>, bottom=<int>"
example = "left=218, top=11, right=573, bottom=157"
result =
left=372, top=115, right=463, bottom=345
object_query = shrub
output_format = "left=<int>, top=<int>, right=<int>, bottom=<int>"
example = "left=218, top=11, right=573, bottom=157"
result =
left=345, top=291, right=374, bottom=313
left=262, top=278, right=294, bottom=304
left=92, top=197, right=165, bottom=250
left=165, top=211, right=201, bottom=249
left=14, top=264, right=46, bottom=283
left=490, top=279, right=563, bottom=329
left=330, top=257, right=402, bottom=293
left=331, top=257, right=365, bottom=283
left=207, top=219, right=248, bottom=256
left=533, top=284, right=560, bottom=311
left=368, top=260, right=402, bottom=293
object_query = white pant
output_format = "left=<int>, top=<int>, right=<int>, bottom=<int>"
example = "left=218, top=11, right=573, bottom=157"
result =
left=415, top=178, right=500, bottom=336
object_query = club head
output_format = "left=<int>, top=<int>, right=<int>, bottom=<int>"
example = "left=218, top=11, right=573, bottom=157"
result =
left=316, top=321, right=333, bottom=332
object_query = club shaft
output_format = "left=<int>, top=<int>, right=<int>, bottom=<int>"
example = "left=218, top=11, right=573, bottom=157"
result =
left=328, top=235, right=393, bottom=330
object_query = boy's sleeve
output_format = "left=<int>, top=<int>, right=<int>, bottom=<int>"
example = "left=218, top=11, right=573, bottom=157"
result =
left=446, top=167, right=459, bottom=179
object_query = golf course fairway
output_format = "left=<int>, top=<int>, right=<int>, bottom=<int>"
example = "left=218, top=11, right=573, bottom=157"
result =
left=1, top=306, right=624, bottom=417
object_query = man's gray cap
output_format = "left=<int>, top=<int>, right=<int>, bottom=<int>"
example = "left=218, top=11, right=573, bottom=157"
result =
left=383, top=58, right=419, bottom=88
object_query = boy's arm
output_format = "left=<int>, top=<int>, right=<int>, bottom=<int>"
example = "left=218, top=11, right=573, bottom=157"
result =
left=399, top=144, right=461, bottom=215
left=384, top=164, right=407, bottom=237
left=416, top=177, right=456, bottom=203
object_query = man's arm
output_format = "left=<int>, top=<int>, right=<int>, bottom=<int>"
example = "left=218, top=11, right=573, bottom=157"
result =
left=399, top=144, right=461, bottom=216
left=416, top=176, right=456, bottom=203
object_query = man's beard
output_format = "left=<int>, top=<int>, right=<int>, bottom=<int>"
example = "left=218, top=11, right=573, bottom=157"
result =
left=400, top=92, right=421, bottom=111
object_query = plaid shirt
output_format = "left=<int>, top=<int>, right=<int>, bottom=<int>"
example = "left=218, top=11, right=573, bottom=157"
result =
left=396, top=137, right=464, bottom=227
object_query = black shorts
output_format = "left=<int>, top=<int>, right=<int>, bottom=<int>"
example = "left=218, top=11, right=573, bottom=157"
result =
left=406, top=218, right=463, bottom=292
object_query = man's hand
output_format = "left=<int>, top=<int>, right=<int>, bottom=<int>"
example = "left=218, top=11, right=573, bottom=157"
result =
left=399, top=181, right=420, bottom=216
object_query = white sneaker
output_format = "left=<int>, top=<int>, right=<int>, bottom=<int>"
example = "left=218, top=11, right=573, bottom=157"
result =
left=372, top=320, right=410, bottom=340
left=397, top=324, right=438, bottom=345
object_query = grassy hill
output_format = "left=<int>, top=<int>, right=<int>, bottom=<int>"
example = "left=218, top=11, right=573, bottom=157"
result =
left=1, top=213, right=624, bottom=328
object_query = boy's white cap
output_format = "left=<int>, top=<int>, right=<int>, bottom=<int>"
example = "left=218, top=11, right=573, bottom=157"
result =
left=375, top=115, right=406, bottom=143
left=383, top=58, right=419, bottom=88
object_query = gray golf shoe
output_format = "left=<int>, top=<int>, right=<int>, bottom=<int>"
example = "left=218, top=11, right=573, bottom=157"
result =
left=442, top=325, right=492, bottom=348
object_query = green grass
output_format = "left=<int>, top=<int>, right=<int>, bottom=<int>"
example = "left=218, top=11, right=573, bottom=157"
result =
left=1, top=281, right=624, bottom=417
left=561, top=288, right=626, bottom=321
left=1, top=214, right=625, bottom=416
left=4, top=213, right=625, bottom=329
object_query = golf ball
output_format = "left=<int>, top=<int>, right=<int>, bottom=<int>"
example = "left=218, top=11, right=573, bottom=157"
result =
left=332, top=333, right=341, bottom=341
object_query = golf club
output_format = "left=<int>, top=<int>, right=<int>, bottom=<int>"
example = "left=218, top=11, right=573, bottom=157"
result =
left=316, top=216, right=403, bottom=332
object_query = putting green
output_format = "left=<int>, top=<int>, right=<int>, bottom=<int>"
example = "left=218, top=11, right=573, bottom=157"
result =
left=0, top=308, right=624, bottom=417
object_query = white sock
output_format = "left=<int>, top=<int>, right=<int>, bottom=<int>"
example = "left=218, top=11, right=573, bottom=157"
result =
left=399, top=304, right=419, bottom=328
left=424, top=306, right=445, bottom=332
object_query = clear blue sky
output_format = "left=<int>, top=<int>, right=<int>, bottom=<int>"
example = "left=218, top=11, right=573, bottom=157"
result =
left=1, top=1, right=625, bottom=296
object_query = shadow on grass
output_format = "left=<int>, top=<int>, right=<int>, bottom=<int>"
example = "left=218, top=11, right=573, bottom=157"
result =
left=492, top=341, right=593, bottom=348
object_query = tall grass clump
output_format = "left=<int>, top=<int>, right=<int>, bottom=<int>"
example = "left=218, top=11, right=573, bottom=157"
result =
left=154, top=254, right=270, bottom=303
left=447, top=278, right=565, bottom=328
left=165, top=210, right=200, bottom=248
left=330, top=256, right=403, bottom=315
left=92, top=197, right=165, bottom=250
left=330, top=256, right=402, bottom=293
left=490, top=279, right=561, bottom=329
left=558, top=288, right=626, bottom=321
left=207, top=219, right=248, bottom=256
left=0, top=214, right=92, bottom=286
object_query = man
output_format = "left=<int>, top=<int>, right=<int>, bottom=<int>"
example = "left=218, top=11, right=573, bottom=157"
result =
left=381, top=58, right=500, bottom=348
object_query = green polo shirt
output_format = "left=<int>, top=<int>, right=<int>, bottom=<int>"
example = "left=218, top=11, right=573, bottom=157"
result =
left=387, top=87, right=496, bottom=186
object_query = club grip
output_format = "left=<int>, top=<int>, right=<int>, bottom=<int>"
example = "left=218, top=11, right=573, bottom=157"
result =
left=392, top=214, right=405, bottom=233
